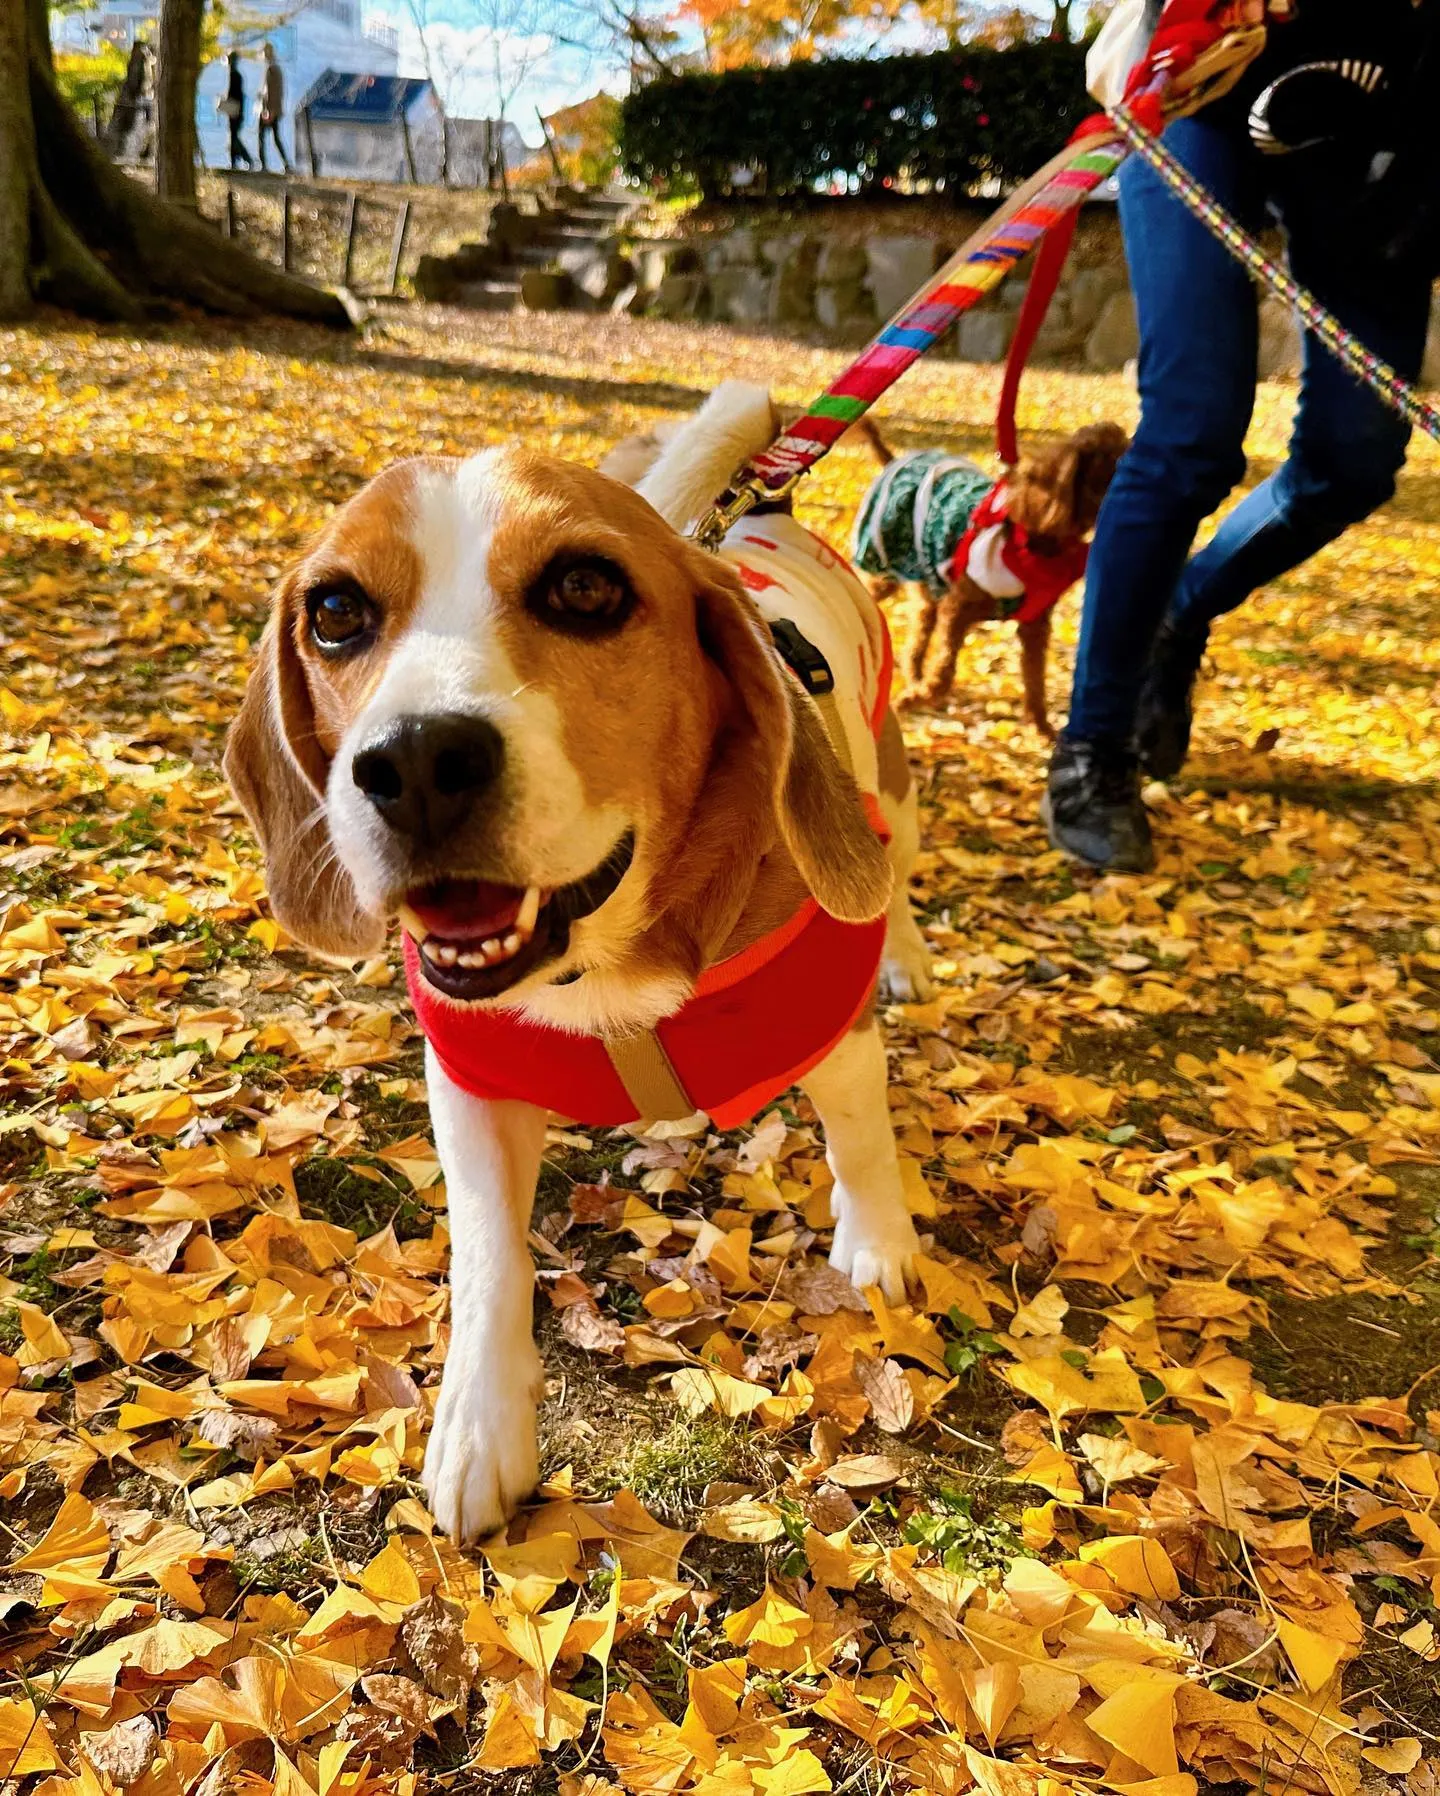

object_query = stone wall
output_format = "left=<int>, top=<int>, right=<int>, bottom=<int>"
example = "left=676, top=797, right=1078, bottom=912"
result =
left=629, top=215, right=1143, bottom=370
left=629, top=214, right=1440, bottom=383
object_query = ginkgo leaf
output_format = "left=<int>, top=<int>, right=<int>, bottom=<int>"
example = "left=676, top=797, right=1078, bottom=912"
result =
left=359, top=1541, right=422, bottom=1607
left=1009, top=1284, right=1068, bottom=1338
left=11, top=1490, right=109, bottom=1574
left=1276, top=1618, right=1354, bottom=1689
left=1079, top=1536, right=1182, bottom=1602
left=1086, top=1681, right=1180, bottom=1778
left=1361, top=1738, right=1422, bottom=1774
left=723, top=1587, right=812, bottom=1649
left=0, top=1700, right=62, bottom=1779
left=11, top=1300, right=71, bottom=1367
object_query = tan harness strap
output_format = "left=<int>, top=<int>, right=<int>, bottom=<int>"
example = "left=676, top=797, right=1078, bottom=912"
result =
left=602, top=635, right=858, bottom=1128
left=603, top=1029, right=696, bottom=1124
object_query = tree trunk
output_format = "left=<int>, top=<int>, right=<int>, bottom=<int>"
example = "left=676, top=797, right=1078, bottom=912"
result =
left=25, top=0, right=50, bottom=74
left=0, top=3, right=350, bottom=326
left=0, top=0, right=34, bottom=317
left=156, top=0, right=203, bottom=207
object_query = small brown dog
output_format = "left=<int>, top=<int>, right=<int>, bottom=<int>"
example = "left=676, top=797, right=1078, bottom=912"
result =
left=853, top=419, right=1128, bottom=733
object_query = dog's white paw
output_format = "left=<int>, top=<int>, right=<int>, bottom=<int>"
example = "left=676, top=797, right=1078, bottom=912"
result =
left=880, top=918, right=934, bottom=1004
left=830, top=1208, right=921, bottom=1306
left=422, top=1349, right=541, bottom=1543
left=880, top=947, right=934, bottom=1004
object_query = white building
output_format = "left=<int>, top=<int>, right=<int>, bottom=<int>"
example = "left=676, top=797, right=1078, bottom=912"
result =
left=57, top=0, right=398, bottom=168
left=295, top=72, right=532, bottom=185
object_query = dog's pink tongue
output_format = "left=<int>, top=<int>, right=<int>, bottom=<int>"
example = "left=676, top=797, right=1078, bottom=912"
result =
left=407, top=879, right=523, bottom=942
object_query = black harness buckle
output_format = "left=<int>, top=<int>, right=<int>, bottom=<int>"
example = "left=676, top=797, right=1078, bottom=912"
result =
left=769, top=618, right=835, bottom=698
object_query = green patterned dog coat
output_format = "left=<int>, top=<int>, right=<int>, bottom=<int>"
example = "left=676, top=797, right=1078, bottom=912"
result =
left=853, top=452, right=995, bottom=596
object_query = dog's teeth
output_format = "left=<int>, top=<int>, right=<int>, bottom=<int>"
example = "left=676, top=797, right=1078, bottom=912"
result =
left=481, top=937, right=506, bottom=964
left=398, top=903, right=427, bottom=941
left=516, top=886, right=542, bottom=935
left=430, top=942, right=459, bottom=968
left=502, top=932, right=521, bottom=956
left=456, top=949, right=486, bottom=968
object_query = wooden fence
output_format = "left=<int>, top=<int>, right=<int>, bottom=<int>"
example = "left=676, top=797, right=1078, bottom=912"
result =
left=218, top=176, right=412, bottom=296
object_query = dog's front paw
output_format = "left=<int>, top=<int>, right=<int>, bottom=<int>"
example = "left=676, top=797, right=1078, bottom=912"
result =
left=830, top=1208, right=921, bottom=1306
left=881, top=910, right=934, bottom=1004
left=881, top=942, right=934, bottom=1004
left=423, top=1348, right=542, bottom=1543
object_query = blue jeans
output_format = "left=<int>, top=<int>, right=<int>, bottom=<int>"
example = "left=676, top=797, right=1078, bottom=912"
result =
left=1066, top=114, right=1432, bottom=746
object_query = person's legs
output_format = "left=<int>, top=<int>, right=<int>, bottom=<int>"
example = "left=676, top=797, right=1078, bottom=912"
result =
left=1067, top=117, right=1263, bottom=747
left=1045, top=116, right=1263, bottom=871
left=1136, top=213, right=1431, bottom=778
left=1170, top=263, right=1429, bottom=632
left=257, top=121, right=270, bottom=172
left=229, top=121, right=253, bottom=168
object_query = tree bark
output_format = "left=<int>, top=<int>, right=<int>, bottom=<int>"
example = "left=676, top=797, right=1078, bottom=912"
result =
left=156, top=0, right=203, bottom=207
left=1, top=2, right=351, bottom=325
left=0, top=0, right=34, bottom=318
left=25, top=0, right=50, bottom=74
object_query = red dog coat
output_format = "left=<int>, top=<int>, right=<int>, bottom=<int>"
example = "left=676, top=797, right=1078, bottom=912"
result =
left=407, top=549, right=894, bottom=1131
left=950, top=484, right=1090, bottom=626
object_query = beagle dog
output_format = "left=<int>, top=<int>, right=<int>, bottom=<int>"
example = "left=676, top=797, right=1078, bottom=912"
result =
left=225, top=382, right=932, bottom=1543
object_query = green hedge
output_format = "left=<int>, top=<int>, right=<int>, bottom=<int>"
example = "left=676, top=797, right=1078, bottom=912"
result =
left=619, top=43, right=1091, bottom=200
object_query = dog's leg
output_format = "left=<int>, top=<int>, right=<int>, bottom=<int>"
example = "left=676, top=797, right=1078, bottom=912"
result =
left=422, top=1046, right=548, bottom=1542
left=875, top=708, right=933, bottom=1003
left=902, top=586, right=940, bottom=690
left=1018, top=613, right=1055, bottom=738
left=908, top=582, right=992, bottom=708
left=802, top=1019, right=921, bottom=1304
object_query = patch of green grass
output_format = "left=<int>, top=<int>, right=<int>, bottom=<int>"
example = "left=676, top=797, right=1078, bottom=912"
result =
left=232, top=1535, right=328, bottom=1597
left=14, top=1247, right=62, bottom=1309
left=1243, top=647, right=1304, bottom=668
left=294, top=1152, right=434, bottom=1241
left=610, top=1414, right=766, bottom=1522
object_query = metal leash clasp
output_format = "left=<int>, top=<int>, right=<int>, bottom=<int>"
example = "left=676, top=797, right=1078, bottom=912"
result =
left=691, top=470, right=800, bottom=553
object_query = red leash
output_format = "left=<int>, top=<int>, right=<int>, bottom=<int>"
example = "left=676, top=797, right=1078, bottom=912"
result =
left=995, top=113, right=1133, bottom=466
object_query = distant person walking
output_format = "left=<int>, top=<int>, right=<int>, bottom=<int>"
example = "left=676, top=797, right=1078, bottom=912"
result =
left=107, top=41, right=153, bottom=159
left=219, top=51, right=253, bottom=170
left=257, top=42, right=291, bottom=174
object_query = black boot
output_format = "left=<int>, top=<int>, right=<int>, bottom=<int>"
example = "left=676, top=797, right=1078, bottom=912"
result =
left=1135, top=615, right=1207, bottom=780
left=1041, top=735, right=1154, bottom=873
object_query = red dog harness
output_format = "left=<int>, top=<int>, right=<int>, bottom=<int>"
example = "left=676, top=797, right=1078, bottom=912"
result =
left=950, top=483, right=1090, bottom=626
left=407, top=548, right=894, bottom=1131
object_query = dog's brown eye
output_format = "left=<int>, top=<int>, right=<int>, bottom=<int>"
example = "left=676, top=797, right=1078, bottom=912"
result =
left=531, top=558, right=633, bottom=634
left=308, top=583, right=377, bottom=651
left=551, top=563, right=625, bottom=618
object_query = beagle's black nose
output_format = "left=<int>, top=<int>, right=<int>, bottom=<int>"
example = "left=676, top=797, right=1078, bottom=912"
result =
left=352, top=712, right=504, bottom=845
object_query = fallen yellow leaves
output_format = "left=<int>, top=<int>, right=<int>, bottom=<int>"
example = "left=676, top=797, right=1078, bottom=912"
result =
left=2, top=311, right=1439, bottom=1795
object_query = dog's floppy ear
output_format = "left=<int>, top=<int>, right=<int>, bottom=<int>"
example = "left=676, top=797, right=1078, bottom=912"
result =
left=224, top=577, right=384, bottom=960
left=1012, top=442, right=1084, bottom=540
left=690, top=551, right=892, bottom=925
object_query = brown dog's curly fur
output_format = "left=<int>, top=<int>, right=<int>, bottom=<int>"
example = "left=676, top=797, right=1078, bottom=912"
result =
left=859, top=419, right=1128, bottom=733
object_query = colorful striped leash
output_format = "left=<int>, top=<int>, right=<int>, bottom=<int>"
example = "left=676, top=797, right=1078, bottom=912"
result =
left=1110, top=100, right=1440, bottom=442
left=693, top=85, right=1440, bottom=551
left=691, top=126, right=1128, bottom=549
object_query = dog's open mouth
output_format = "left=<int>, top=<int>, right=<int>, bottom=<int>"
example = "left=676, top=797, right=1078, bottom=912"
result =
left=399, top=833, right=635, bottom=1002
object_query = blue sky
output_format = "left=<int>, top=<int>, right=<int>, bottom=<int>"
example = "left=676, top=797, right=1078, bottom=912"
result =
left=372, top=0, right=652, bottom=139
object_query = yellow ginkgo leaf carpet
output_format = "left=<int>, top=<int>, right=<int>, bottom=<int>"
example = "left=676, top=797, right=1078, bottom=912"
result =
left=0, top=308, right=1437, bottom=1796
